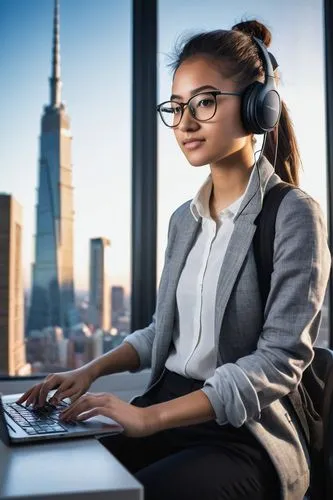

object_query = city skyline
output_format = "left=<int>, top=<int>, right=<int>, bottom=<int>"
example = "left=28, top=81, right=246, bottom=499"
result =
left=0, top=0, right=327, bottom=297
left=27, top=0, right=76, bottom=331
left=0, top=0, right=132, bottom=294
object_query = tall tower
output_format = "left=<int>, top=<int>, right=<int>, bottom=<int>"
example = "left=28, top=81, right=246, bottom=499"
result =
left=27, top=0, right=75, bottom=333
left=89, top=238, right=111, bottom=331
left=111, top=286, right=125, bottom=328
left=0, top=194, right=31, bottom=375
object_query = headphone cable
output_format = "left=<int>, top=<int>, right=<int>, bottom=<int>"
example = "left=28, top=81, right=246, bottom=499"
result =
left=272, top=123, right=279, bottom=170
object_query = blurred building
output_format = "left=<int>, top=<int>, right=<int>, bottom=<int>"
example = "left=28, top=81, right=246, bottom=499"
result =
left=67, top=323, right=103, bottom=369
left=0, top=194, right=31, bottom=376
left=67, top=323, right=91, bottom=369
left=116, top=315, right=130, bottom=335
left=26, top=330, right=47, bottom=366
left=103, top=331, right=123, bottom=353
left=26, top=326, right=68, bottom=372
left=27, top=0, right=75, bottom=333
left=111, top=286, right=125, bottom=328
left=85, top=328, right=104, bottom=362
left=89, top=237, right=111, bottom=331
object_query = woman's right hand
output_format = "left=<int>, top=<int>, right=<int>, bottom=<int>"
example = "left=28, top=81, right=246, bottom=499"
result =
left=15, top=366, right=95, bottom=408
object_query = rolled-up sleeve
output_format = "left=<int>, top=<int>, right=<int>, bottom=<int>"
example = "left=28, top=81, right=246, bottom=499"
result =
left=122, top=314, right=157, bottom=372
left=201, top=190, right=331, bottom=427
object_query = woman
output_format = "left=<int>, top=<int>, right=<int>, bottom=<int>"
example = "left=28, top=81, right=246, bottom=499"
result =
left=18, top=20, right=331, bottom=500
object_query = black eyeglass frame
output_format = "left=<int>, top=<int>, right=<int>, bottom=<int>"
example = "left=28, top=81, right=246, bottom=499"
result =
left=156, top=90, right=243, bottom=128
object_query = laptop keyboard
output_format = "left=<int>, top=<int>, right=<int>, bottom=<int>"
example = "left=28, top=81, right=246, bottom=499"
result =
left=3, top=401, right=73, bottom=435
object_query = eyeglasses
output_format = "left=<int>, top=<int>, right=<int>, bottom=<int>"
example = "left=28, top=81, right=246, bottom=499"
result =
left=156, top=90, right=243, bottom=128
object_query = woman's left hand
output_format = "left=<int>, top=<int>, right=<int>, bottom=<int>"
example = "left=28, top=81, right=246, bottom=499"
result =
left=59, top=392, right=160, bottom=438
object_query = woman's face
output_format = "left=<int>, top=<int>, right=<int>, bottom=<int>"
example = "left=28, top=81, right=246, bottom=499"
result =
left=171, top=56, right=251, bottom=167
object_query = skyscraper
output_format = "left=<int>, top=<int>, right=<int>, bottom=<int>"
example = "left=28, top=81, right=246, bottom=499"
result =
left=0, top=194, right=31, bottom=376
left=111, top=285, right=125, bottom=328
left=27, top=0, right=75, bottom=333
left=89, top=238, right=111, bottom=331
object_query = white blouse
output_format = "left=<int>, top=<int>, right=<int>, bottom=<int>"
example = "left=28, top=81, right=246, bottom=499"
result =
left=165, top=166, right=256, bottom=380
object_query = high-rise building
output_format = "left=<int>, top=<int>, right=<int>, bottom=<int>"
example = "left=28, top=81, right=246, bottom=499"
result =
left=67, top=323, right=95, bottom=369
left=26, top=326, right=68, bottom=372
left=28, top=0, right=75, bottom=333
left=89, top=238, right=111, bottom=331
left=85, top=329, right=104, bottom=363
left=111, top=285, right=125, bottom=328
left=0, top=194, right=31, bottom=376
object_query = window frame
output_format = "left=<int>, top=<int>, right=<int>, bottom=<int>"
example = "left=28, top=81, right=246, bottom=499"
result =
left=1, top=0, right=332, bottom=383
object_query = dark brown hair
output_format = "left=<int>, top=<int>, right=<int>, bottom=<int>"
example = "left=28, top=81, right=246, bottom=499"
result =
left=169, top=19, right=302, bottom=186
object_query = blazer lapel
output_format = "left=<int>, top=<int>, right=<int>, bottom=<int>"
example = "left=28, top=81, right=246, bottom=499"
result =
left=214, top=156, right=279, bottom=351
left=214, top=218, right=258, bottom=352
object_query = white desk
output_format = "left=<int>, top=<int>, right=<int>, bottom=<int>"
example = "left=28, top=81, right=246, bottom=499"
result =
left=0, top=437, right=143, bottom=499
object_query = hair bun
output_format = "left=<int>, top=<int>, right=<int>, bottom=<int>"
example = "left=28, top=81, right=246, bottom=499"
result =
left=231, top=20, right=272, bottom=47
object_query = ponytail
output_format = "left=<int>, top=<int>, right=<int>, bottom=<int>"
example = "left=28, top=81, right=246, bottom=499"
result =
left=231, top=20, right=302, bottom=187
left=263, top=100, right=302, bottom=187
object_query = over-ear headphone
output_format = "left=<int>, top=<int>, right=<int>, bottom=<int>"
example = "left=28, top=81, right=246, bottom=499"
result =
left=241, top=36, right=281, bottom=134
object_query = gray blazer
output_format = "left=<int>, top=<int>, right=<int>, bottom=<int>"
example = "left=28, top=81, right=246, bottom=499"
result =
left=124, top=155, right=331, bottom=500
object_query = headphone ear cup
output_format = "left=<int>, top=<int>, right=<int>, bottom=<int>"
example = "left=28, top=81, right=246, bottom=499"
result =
left=241, top=81, right=264, bottom=134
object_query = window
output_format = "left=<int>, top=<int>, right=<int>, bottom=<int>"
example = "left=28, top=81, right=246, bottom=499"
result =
left=0, top=0, right=132, bottom=376
left=157, top=0, right=330, bottom=346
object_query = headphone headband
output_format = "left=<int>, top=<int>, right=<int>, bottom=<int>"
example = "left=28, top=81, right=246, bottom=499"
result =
left=268, top=52, right=278, bottom=71
left=252, top=36, right=275, bottom=82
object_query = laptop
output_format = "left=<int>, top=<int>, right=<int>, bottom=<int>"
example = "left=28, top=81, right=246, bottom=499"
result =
left=0, top=391, right=124, bottom=446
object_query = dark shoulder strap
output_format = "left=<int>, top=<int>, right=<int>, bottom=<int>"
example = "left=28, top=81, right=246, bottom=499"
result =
left=253, top=182, right=295, bottom=311
left=253, top=182, right=312, bottom=445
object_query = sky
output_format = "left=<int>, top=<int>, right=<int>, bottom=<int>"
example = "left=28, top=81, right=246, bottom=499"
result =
left=0, top=0, right=327, bottom=295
